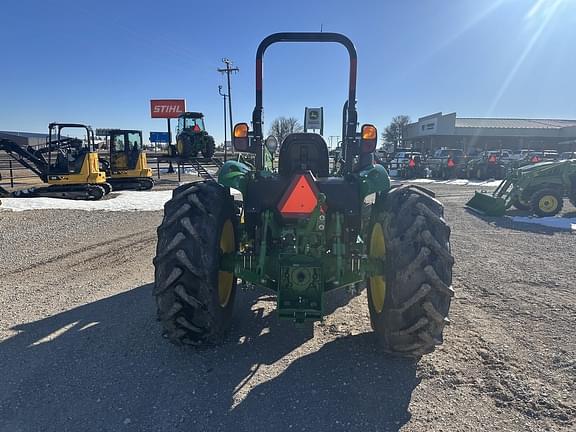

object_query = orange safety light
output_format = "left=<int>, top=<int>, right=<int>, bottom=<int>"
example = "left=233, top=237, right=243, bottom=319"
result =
left=447, top=158, right=455, bottom=168
left=234, top=123, right=248, bottom=138
left=233, top=123, right=250, bottom=151
left=277, top=173, right=319, bottom=218
left=408, top=158, right=416, bottom=168
left=488, top=154, right=497, bottom=163
left=360, top=124, right=377, bottom=153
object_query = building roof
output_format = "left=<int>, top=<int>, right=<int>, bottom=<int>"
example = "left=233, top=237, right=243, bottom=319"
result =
left=455, top=118, right=576, bottom=129
left=0, top=131, right=50, bottom=139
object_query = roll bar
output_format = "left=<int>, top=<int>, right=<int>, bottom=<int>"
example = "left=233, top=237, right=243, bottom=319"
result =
left=252, top=32, right=359, bottom=172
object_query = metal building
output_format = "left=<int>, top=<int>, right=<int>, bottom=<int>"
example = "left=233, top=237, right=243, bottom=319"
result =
left=0, top=131, right=50, bottom=147
left=403, top=112, right=576, bottom=154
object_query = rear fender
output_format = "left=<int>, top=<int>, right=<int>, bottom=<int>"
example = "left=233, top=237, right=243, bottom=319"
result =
left=357, top=163, right=390, bottom=199
left=218, top=160, right=252, bottom=195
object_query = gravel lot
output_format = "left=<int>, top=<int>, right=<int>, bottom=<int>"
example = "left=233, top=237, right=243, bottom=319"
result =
left=0, top=183, right=574, bottom=432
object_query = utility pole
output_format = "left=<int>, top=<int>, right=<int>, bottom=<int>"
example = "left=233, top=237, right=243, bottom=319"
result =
left=218, top=85, right=228, bottom=161
left=218, top=58, right=239, bottom=154
left=329, top=135, right=340, bottom=150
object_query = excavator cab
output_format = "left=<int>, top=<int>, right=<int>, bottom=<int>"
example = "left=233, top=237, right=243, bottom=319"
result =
left=47, top=124, right=100, bottom=179
left=103, top=129, right=154, bottom=190
left=0, top=123, right=110, bottom=200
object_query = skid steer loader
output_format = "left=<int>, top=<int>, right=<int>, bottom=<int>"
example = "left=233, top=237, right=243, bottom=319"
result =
left=153, top=33, right=454, bottom=358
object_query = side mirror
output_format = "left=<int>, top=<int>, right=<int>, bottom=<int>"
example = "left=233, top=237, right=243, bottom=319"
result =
left=360, top=124, right=377, bottom=153
left=233, top=123, right=250, bottom=152
left=265, top=135, right=278, bottom=153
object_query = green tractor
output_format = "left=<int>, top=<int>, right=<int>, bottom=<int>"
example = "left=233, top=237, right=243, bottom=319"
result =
left=466, top=159, right=576, bottom=217
left=170, top=112, right=216, bottom=159
left=153, top=33, right=454, bottom=358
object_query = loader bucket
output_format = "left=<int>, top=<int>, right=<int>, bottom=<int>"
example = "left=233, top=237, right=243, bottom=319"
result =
left=465, top=191, right=506, bottom=216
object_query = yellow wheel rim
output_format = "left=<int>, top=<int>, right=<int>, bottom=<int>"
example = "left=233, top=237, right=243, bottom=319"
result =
left=369, top=223, right=387, bottom=313
left=538, top=195, right=558, bottom=213
left=218, top=219, right=235, bottom=307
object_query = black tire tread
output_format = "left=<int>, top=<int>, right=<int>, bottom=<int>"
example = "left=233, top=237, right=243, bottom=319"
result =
left=368, top=185, right=454, bottom=358
left=153, top=180, right=236, bottom=345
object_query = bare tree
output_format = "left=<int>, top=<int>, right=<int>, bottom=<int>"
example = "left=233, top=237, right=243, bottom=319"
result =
left=268, top=116, right=303, bottom=144
left=382, top=115, right=411, bottom=152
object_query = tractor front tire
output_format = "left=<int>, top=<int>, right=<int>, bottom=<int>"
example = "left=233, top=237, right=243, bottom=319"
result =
left=153, top=181, right=238, bottom=345
left=367, top=186, right=454, bottom=358
left=530, top=189, right=563, bottom=217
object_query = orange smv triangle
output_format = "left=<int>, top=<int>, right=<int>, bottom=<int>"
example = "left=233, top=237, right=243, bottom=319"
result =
left=488, top=154, right=497, bottom=163
left=408, top=159, right=416, bottom=168
left=447, top=158, right=455, bottom=168
left=278, top=174, right=318, bottom=217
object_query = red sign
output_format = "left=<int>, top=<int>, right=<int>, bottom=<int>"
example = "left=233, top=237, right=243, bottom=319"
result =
left=150, top=99, right=186, bottom=118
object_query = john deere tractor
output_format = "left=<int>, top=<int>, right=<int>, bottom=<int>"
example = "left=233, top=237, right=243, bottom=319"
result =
left=467, top=158, right=576, bottom=217
left=153, top=33, right=454, bottom=357
left=170, top=112, right=216, bottom=159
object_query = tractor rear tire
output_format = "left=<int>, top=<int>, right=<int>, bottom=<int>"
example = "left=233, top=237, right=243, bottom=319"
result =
left=530, top=189, right=563, bottom=217
left=153, top=181, right=238, bottom=345
left=202, top=137, right=216, bottom=159
left=367, top=186, right=454, bottom=358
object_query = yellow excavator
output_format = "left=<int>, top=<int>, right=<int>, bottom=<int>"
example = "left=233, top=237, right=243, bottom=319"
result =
left=99, top=129, right=154, bottom=190
left=0, top=123, right=110, bottom=200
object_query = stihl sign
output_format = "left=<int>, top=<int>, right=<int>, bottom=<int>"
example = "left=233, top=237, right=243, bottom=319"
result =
left=150, top=99, right=186, bottom=118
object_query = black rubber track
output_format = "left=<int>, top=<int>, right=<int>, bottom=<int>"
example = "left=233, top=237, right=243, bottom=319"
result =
left=153, top=180, right=238, bottom=345
left=367, top=185, right=454, bottom=358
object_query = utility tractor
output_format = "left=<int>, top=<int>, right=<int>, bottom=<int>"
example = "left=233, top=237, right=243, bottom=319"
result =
left=0, top=123, right=109, bottom=200
left=467, top=158, right=576, bottom=217
left=100, top=129, right=154, bottom=190
left=153, top=33, right=454, bottom=358
left=169, top=112, right=216, bottom=159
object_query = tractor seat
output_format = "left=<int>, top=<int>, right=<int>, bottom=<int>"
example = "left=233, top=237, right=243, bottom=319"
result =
left=278, top=133, right=329, bottom=178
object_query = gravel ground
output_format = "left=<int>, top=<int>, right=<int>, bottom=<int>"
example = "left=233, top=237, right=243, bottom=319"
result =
left=0, top=183, right=574, bottom=432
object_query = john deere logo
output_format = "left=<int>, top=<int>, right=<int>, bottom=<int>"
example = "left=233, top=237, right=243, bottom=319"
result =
left=309, top=111, right=319, bottom=120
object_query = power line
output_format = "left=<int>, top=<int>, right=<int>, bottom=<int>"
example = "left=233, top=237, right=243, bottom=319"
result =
left=217, top=58, right=239, bottom=153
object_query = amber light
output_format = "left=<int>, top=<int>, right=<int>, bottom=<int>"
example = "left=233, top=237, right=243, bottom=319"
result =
left=361, top=124, right=377, bottom=140
left=234, top=123, right=248, bottom=138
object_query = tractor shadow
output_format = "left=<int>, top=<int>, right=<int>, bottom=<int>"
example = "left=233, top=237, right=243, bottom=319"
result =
left=0, top=283, right=417, bottom=432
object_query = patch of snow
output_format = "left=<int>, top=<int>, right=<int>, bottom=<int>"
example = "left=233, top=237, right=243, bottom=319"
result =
left=509, top=216, right=576, bottom=231
left=1, top=187, right=243, bottom=212
left=401, top=178, right=434, bottom=184
left=399, top=178, right=502, bottom=187
left=1, top=190, right=174, bottom=212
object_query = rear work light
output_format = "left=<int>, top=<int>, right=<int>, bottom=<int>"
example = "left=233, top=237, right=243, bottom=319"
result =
left=278, top=173, right=320, bottom=218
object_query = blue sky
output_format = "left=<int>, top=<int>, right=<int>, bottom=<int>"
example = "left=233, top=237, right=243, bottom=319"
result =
left=1, top=0, right=575, bottom=146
